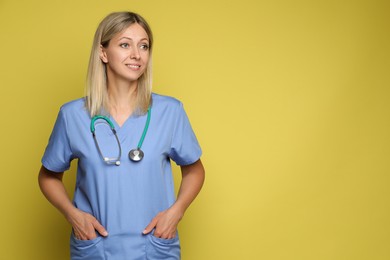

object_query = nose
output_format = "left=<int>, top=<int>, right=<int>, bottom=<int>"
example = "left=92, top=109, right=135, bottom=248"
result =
left=130, top=45, right=140, bottom=60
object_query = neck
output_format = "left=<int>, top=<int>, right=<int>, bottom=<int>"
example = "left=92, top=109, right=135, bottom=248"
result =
left=107, top=79, right=138, bottom=125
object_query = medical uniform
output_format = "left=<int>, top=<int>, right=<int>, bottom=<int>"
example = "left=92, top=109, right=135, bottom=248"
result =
left=42, top=93, right=202, bottom=260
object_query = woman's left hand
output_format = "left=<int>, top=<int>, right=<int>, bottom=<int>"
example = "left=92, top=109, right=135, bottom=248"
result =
left=143, top=160, right=205, bottom=239
left=142, top=206, right=184, bottom=239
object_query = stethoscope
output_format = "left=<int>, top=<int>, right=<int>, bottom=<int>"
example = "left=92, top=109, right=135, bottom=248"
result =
left=90, top=107, right=151, bottom=166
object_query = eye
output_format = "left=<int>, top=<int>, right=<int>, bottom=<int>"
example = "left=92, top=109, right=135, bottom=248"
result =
left=120, top=43, right=129, bottom=48
left=140, top=44, right=149, bottom=50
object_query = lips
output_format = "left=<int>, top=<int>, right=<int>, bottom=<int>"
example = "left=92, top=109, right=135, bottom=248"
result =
left=126, top=64, right=141, bottom=69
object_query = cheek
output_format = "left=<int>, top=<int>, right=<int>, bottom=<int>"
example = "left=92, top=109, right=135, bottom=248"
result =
left=142, top=51, right=150, bottom=61
left=106, top=50, right=126, bottom=63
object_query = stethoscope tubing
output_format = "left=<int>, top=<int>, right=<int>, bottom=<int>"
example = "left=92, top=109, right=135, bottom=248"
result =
left=90, top=107, right=151, bottom=165
left=137, top=107, right=151, bottom=149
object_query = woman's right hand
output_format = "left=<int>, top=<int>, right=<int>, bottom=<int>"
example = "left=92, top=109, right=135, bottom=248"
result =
left=38, top=167, right=108, bottom=240
left=67, top=208, right=108, bottom=240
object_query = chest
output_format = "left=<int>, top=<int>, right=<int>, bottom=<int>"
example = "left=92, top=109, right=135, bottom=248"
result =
left=67, top=112, right=175, bottom=167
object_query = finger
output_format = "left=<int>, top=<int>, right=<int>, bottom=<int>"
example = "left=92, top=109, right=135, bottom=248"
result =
left=157, top=229, right=176, bottom=239
left=73, top=228, right=88, bottom=240
left=92, top=219, right=108, bottom=237
left=153, top=229, right=162, bottom=237
left=143, top=217, right=159, bottom=235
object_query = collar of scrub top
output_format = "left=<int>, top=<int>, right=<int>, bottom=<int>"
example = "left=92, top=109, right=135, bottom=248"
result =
left=90, top=107, right=151, bottom=166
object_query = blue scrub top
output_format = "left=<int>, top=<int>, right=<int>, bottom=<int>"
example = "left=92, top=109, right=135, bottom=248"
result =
left=42, top=93, right=202, bottom=260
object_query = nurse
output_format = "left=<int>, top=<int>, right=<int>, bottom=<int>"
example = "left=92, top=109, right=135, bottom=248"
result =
left=38, top=11, right=205, bottom=260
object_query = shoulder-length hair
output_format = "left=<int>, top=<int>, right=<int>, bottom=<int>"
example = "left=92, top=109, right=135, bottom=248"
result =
left=86, top=11, right=153, bottom=117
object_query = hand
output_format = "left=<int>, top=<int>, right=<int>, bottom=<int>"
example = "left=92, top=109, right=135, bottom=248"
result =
left=68, top=209, right=108, bottom=240
left=142, top=207, right=183, bottom=239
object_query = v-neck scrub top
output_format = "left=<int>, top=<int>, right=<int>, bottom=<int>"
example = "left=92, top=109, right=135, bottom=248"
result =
left=41, top=93, right=202, bottom=260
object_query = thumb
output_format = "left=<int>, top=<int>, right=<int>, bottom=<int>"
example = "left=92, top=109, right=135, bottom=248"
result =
left=143, top=217, right=158, bottom=235
left=92, top=219, right=108, bottom=237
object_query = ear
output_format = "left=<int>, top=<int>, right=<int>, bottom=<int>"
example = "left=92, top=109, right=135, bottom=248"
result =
left=100, top=45, right=108, bottom=63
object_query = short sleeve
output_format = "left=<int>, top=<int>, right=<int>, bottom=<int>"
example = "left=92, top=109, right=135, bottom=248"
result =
left=169, top=102, right=202, bottom=165
left=41, top=108, right=74, bottom=172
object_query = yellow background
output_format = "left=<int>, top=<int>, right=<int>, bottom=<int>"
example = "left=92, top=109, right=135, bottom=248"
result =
left=1, top=0, right=389, bottom=259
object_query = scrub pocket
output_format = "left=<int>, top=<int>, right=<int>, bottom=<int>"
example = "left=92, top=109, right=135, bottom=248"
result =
left=70, top=233, right=105, bottom=260
left=145, top=232, right=181, bottom=260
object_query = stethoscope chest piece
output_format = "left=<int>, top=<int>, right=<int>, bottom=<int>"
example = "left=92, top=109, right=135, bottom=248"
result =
left=91, top=107, right=151, bottom=166
left=129, top=148, right=144, bottom=162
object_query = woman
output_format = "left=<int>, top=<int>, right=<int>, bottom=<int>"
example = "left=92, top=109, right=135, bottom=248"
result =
left=38, top=11, right=205, bottom=260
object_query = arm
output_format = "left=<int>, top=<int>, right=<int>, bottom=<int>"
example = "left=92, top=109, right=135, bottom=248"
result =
left=143, top=159, right=205, bottom=238
left=38, top=166, right=108, bottom=239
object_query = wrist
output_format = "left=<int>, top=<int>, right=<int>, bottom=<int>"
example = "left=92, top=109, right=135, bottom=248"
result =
left=170, top=201, right=186, bottom=220
left=64, top=206, right=79, bottom=224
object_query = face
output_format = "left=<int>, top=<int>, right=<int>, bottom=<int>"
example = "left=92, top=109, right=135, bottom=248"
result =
left=100, top=23, right=150, bottom=84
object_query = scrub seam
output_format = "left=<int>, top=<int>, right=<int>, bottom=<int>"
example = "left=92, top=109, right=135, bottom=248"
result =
left=168, top=101, right=183, bottom=160
left=60, top=106, right=75, bottom=157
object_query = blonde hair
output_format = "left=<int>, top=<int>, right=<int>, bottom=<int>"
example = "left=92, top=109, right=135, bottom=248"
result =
left=86, top=11, right=153, bottom=117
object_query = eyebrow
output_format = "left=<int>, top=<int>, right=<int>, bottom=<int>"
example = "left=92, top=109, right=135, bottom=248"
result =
left=119, top=37, right=149, bottom=42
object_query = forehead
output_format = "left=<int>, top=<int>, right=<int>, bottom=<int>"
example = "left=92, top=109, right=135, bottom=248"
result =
left=113, top=23, right=149, bottom=41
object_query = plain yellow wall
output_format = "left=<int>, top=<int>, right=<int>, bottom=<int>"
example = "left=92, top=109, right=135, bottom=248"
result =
left=0, top=0, right=389, bottom=259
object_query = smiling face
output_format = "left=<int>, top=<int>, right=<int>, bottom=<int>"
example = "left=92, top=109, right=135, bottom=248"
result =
left=100, top=23, right=150, bottom=85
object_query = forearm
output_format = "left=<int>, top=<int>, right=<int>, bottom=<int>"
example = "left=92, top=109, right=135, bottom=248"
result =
left=140, top=160, right=205, bottom=238
left=172, top=159, right=205, bottom=217
left=38, top=166, right=108, bottom=239
left=38, top=166, right=76, bottom=221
